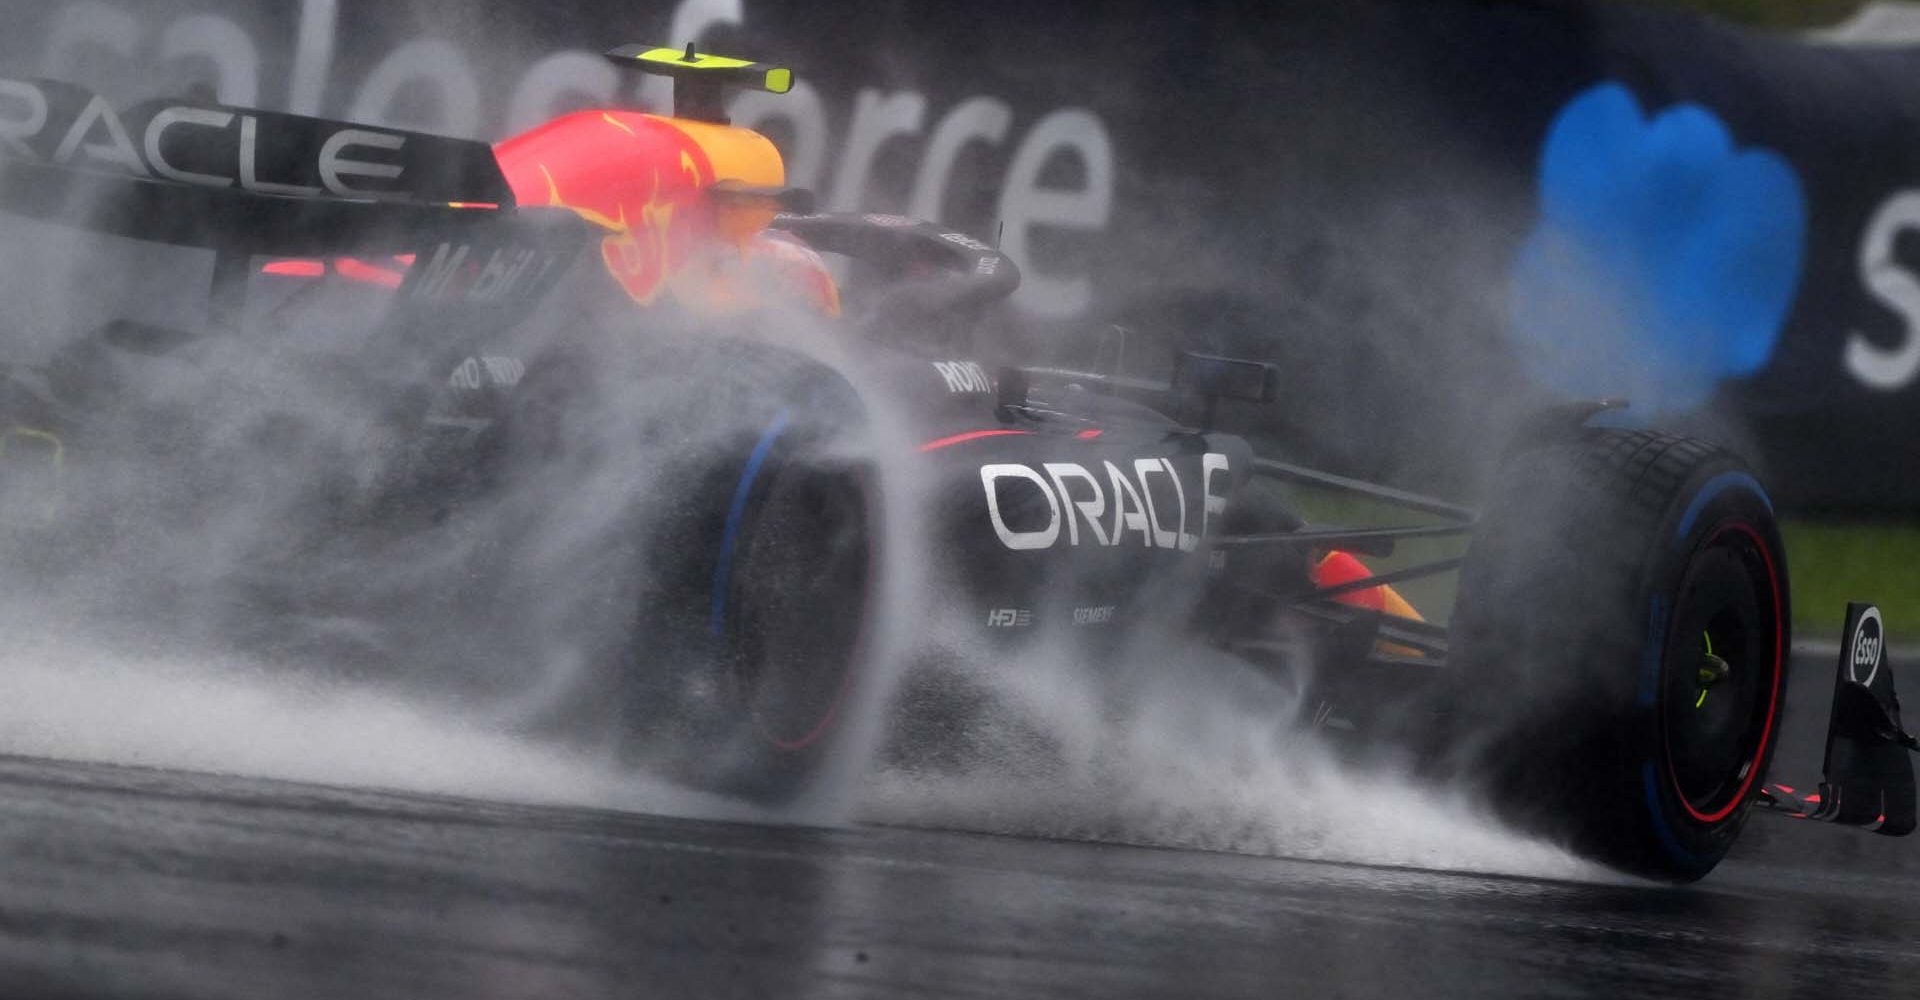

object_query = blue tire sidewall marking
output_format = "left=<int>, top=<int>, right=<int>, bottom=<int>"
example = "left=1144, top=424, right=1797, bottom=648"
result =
left=710, top=410, right=794, bottom=637
left=1675, top=471, right=1772, bottom=543
left=1640, top=469, right=1775, bottom=869
left=1643, top=761, right=1705, bottom=873
left=1637, top=595, right=1671, bottom=709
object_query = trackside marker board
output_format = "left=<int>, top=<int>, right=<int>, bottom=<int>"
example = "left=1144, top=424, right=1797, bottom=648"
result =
left=1821, top=602, right=1916, bottom=834
left=1758, top=602, right=1917, bottom=835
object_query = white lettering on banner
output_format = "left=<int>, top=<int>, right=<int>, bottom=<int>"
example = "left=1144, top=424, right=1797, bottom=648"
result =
left=161, top=15, right=259, bottom=106
left=731, top=81, right=831, bottom=191
left=23, top=0, right=1117, bottom=318
left=999, top=109, right=1113, bottom=319
left=0, top=80, right=48, bottom=158
left=506, top=50, right=619, bottom=134
left=290, top=0, right=337, bottom=117
left=830, top=89, right=928, bottom=212
left=1847, top=191, right=1920, bottom=391
left=43, top=2, right=137, bottom=77
left=349, top=38, right=481, bottom=137
left=909, top=96, right=1012, bottom=224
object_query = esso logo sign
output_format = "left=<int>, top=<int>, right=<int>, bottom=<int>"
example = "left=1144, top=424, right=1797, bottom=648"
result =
left=1855, top=628, right=1881, bottom=671
left=1850, top=606, right=1885, bottom=687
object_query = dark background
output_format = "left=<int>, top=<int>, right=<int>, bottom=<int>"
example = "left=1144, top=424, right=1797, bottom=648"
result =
left=3, top=0, right=1918, bottom=511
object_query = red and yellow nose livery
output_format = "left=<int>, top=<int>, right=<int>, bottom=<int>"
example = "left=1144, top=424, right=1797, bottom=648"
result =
left=494, top=109, right=836, bottom=317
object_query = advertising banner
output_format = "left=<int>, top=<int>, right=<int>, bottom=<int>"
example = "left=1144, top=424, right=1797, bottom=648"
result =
left=1, top=0, right=1916, bottom=510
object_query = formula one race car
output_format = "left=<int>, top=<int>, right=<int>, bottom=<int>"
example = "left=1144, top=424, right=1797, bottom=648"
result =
left=0, top=45, right=1911, bottom=882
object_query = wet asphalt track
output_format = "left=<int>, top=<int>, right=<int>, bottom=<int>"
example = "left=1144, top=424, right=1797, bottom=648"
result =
left=2, top=649, right=1917, bottom=1000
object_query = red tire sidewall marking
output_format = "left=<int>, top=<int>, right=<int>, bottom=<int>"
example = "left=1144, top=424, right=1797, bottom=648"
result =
left=1665, top=519, right=1783, bottom=825
left=754, top=469, right=877, bottom=754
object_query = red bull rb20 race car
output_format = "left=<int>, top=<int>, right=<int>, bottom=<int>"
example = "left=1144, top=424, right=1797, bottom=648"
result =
left=0, top=44, right=1911, bottom=882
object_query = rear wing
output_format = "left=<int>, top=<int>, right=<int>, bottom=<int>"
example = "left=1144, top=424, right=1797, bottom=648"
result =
left=0, top=77, right=590, bottom=336
left=0, top=77, right=513, bottom=207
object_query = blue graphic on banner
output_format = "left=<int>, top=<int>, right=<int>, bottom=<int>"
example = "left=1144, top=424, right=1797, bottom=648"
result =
left=1509, top=82, right=1806, bottom=410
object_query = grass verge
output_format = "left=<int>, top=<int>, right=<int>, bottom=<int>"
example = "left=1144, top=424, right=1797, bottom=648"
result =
left=1781, top=520, right=1920, bottom=642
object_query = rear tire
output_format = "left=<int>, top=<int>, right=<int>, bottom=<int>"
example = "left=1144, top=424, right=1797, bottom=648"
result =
left=608, top=350, right=878, bottom=804
left=1447, top=429, right=1788, bottom=881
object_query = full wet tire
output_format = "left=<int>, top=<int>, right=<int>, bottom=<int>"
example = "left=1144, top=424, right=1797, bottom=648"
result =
left=1447, top=429, right=1788, bottom=882
left=607, top=348, right=878, bottom=804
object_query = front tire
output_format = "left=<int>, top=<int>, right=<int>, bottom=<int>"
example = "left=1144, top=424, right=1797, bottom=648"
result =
left=1447, top=429, right=1788, bottom=881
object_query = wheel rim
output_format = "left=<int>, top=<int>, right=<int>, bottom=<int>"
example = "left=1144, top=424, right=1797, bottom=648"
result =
left=1661, top=521, right=1783, bottom=823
